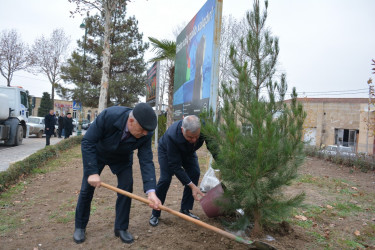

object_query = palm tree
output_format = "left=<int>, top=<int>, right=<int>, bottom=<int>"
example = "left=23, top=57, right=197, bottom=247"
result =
left=148, top=37, right=176, bottom=127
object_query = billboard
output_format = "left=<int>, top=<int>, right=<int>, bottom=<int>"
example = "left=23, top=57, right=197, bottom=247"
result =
left=146, top=61, right=159, bottom=107
left=173, top=0, right=222, bottom=120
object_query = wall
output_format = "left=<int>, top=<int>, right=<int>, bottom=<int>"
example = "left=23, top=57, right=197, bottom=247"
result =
left=297, top=98, right=372, bottom=154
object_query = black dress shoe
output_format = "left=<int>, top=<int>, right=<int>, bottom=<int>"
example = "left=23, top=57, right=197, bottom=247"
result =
left=180, top=209, right=200, bottom=220
left=73, top=228, right=86, bottom=244
left=149, top=215, right=159, bottom=227
left=114, top=229, right=134, bottom=244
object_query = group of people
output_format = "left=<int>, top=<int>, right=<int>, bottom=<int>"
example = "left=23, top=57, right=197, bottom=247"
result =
left=44, top=109, right=74, bottom=146
left=73, top=103, right=212, bottom=245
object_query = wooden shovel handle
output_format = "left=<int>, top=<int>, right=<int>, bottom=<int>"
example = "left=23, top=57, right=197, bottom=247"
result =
left=100, top=182, right=275, bottom=249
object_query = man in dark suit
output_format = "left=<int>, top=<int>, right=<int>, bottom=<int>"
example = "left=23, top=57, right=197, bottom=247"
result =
left=44, top=109, right=55, bottom=146
left=74, top=103, right=161, bottom=244
left=63, top=113, right=73, bottom=139
left=149, top=115, right=207, bottom=227
left=57, top=113, right=64, bottom=138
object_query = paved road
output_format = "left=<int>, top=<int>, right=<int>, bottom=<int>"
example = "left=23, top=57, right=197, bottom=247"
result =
left=0, top=132, right=83, bottom=172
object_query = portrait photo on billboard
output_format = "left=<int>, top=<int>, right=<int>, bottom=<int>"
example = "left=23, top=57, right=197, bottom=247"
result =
left=173, top=0, right=222, bottom=120
left=146, top=62, right=158, bottom=106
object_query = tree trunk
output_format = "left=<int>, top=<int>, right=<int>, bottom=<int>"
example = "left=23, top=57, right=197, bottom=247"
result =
left=51, top=83, right=55, bottom=109
left=167, top=65, right=174, bottom=127
left=98, top=2, right=112, bottom=113
left=251, top=208, right=263, bottom=237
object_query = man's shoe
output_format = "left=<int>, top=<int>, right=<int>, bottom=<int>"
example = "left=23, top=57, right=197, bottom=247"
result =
left=180, top=209, right=200, bottom=220
left=73, top=228, right=86, bottom=244
left=114, top=229, right=134, bottom=244
left=149, top=215, right=159, bottom=227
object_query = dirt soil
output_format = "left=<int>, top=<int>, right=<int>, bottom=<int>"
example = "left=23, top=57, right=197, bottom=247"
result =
left=1, top=146, right=375, bottom=250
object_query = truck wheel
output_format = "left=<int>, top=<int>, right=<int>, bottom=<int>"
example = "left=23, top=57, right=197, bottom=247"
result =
left=37, top=131, right=43, bottom=138
left=14, top=125, right=23, bottom=146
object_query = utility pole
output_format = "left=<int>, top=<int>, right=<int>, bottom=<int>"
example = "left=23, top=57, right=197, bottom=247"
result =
left=367, top=78, right=374, bottom=154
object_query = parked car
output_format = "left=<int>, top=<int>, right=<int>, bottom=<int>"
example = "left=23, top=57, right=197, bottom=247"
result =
left=81, top=119, right=90, bottom=130
left=319, top=145, right=356, bottom=158
left=27, top=116, right=59, bottom=138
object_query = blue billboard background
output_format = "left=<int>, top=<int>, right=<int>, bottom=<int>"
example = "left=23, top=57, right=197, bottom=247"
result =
left=173, top=0, right=222, bottom=119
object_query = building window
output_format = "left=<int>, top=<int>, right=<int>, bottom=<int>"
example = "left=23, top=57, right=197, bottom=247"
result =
left=334, top=128, right=358, bottom=148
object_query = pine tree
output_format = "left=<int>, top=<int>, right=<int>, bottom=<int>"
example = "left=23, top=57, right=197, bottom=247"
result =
left=202, top=0, right=306, bottom=236
left=38, top=92, right=52, bottom=117
left=60, top=8, right=148, bottom=108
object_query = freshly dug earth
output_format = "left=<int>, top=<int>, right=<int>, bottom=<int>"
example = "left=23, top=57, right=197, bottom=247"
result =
left=1, top=146, right=374, bottom=249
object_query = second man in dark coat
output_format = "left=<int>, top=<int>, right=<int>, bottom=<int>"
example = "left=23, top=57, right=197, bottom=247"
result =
left=149, top=115, right=207, bottom=227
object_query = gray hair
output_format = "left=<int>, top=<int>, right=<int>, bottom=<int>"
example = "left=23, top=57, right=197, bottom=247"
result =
left=129, top=111, right=138, bottom=124
left=182, top=115, right=201, bottom=133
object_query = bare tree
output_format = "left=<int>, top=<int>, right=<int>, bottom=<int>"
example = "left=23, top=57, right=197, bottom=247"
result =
left=157, top=60, right=171, bottom=112
left=218, top=15, right=249, bottom=106
left=29, top=29, right=70, bottom=107
left=0, top=29, right=29, bottom=86
left=69, top=0, right=128, bottom=113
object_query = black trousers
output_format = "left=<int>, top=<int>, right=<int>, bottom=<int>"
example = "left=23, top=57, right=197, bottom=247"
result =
left=46, top=134, right=52, bottom=145
left=152, top=150, right=200, bottom=218
left=75, top=159, right=133, bottom=230
left=58, top=126, right=63, bottom=137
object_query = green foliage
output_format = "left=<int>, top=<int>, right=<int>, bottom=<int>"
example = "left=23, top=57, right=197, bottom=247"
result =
left=152, top=114, right=167, bottom=144
left=0, top=136, right=82, bottom=193
left=37, top=92, right=52, bottom=116
left=60, top=7, right=148, bottom=107
left=148, top=37, right=176, bottom=62
left=157, top=114, right=167, bottom=138
left=26, top=90, right=33, bottom=115
left=201, top=0, right=306, bottom=235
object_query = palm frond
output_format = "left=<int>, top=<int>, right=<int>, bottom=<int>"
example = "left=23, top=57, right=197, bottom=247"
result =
left=148, top=37, right=176, bottom=62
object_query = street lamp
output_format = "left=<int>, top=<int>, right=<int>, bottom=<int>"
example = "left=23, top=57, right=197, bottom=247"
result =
left=77, top=12, right=89, bottom=136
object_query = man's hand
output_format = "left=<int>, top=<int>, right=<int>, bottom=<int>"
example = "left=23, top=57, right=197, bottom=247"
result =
left=188, top=183, right=205, bottom=201
left=147, top=191, right=162, bottom=210
left=87, top=174, right=101, bottom=187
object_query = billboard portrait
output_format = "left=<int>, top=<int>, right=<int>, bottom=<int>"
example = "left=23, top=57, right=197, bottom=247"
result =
left=146, top=62, right=159, bottom=107
left=173, top=0, right=222, bottom=120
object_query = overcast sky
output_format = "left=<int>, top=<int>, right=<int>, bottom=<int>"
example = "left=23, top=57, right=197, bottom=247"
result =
left=1, top=0, right=374, bottom=100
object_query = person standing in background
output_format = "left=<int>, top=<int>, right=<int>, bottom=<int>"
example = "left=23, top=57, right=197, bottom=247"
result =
left=64, top=113, right=74, bottom=139
left=58, top=113, right=65, bottom=138
left=45, top=109, right=56, bottom=146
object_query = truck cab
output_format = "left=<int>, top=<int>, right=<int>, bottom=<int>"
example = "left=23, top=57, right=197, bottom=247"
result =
left=0, top=86, right=29, bottom=146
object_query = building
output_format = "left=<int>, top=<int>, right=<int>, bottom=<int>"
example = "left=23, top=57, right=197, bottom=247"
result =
left=291, top=98, right=374, bottom=155
left=31, top=97, right=99, bottom=122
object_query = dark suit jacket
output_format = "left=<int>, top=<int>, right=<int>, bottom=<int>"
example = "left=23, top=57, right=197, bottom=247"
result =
left=58, top=116, right=64, bottom=129
left=63, top=117, right=73, bottom=136
left=81, top=106, right=156, bottom=193
left=44, top=114, right=55, bottom=135
left=158, top=120, right=206, bottom=185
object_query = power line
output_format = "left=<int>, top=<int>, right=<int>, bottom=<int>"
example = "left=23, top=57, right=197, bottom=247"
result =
left=295, top=91, right=368, bottom=97
left=296, top=88, right=367, bottom=94
left=13, top=74, right=50, bottom=83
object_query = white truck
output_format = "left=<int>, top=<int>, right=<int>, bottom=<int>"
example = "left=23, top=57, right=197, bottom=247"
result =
left=0, top=86, right=28, bottom=146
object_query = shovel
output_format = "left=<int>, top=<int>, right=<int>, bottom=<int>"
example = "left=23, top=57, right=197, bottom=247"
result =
left=100, top=182, right=276, bottom=250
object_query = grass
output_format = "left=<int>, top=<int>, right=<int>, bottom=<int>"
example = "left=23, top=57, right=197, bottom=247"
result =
left=290, top=172, right=375, bottom=248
